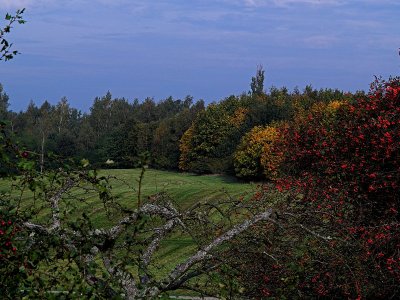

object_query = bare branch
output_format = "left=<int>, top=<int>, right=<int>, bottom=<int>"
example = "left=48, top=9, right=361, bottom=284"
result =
left=295, top=223, right=333, bottom=241
left=102, top=256, right=138, bottom=299
left=280, top=212, right=336, bottom=242
left=21, top=185, right=276, bottom=299
left=141, top=218, right=178, bottom=268
left=108, top=203, right=180, bottom=239
left=49, top=178, right=76, bottom=230
left=164, top=262, right=222, bottom=292
left=163, top=209, right=273, bottom=289
left=23, top=221, right=49, bottom=234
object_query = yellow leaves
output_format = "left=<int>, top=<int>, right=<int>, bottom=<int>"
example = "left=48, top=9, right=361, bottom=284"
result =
left=229, top=107, right=249, bottom=127
left=234, top=126, right=266, bottom=178
left=293, top=100, right=346, bottom=129
left=179, top=126, right=195, bottom=171
left=259, top=123, right=285, bottom=180
left=326, top=100, right=343, bottom=112
left=234, top=123, right=284, bottom=179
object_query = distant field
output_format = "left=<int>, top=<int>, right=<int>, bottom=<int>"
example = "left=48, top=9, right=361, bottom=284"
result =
left=0, top=168, right=257, bottom=226
left=104, top=168, right=257, bottom=207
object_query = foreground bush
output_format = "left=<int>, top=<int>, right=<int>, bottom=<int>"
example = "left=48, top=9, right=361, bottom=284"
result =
left=229, top=77, right=400, bottom=298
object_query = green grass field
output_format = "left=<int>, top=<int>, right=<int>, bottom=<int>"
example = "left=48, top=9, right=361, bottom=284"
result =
left=0, top=169, right=259, bottom=296
left=110, top=170, right=262, bottom=285
left=85, top=168, right=257, bottom=227
left=0, top=168, right=257, bottom=225
left=105, top=168, right=257, bottom=206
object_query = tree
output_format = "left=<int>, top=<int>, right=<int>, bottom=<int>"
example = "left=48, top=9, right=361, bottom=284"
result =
left=37, top=101, right=54, bottom=173
left=152, top=98, right=204, bottom=170
left=89, top=91, right=113, bottom=137
left=179, top=96, right=248, bottom=174
left=0, top=83, right=9, bottom=120
left=0, top=9, right=25, bottom=61
left=250, top=65, right=265, bottom=96
left=55, top=96, right=69, bottom=134
left=234, top=124, right=282, bottom=180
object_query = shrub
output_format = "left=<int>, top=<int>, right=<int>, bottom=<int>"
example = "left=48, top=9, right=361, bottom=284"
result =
left=234, top=123, right=284, bottom=180
left=231, top=77, right=400, bottom=298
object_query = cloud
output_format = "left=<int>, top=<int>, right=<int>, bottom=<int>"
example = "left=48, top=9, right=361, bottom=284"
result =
left=272, top=0, right=343, bottom=6
left=270, top=0, right=400, bottom=6
left=0, top=0, right=55, bottom=9
left=0, top=0, right=125, bottom=9
left=236, top=0, right=345, bottom=7
left=0, top=0, right=33, bottom=9
left=303, top=35, right=338, bottom=48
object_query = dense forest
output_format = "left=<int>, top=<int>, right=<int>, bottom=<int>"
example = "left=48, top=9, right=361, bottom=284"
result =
left=0, top=66, right=361, bottom=178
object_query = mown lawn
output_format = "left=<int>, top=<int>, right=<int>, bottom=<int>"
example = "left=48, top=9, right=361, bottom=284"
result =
left=0, top=168, right=257, bottom=226
left=0, top=169, right=259, bottom=291
left=104, top=168, right=257, bottom=207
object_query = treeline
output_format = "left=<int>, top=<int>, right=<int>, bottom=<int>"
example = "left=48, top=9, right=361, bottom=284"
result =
left=0, top=68, right=362, bottom=177
left=0, top=85, right=204, bottom=170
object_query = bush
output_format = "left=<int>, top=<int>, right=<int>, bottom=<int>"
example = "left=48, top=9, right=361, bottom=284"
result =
left=234, top=124, right=283, bottom=180
left=231, top=77, right=400, bottom=298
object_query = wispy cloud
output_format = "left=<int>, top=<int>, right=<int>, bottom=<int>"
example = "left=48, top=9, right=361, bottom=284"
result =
left=0, top=0, right=125, bottom=9
left=302, top=35, right=338, bottom=48
left=272, top=0, right=344, bottom=7
left=0, top=0, right=56, bottom=9
left=0, top=0, right=35, bottom=9
left=237, top=0, right=344, bottom=7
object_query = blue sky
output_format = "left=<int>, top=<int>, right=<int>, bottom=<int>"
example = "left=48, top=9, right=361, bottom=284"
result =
left=0, top=0, right=399, bottom=112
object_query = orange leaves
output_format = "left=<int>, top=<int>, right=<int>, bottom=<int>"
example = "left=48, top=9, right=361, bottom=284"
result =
left=234, top=123, right=285, bottom=179
left=229, top=107, right=249, bottom=128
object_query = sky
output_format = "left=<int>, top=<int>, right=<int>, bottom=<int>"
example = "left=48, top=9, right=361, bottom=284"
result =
left=0, top=0, right=399, bottom=112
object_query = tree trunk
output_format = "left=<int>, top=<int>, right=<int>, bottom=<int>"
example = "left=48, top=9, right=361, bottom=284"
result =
left=40, top=132, right=45, bottom=173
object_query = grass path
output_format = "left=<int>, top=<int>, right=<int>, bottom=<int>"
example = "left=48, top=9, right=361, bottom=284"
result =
left=103, top=168, right=257, bottom=209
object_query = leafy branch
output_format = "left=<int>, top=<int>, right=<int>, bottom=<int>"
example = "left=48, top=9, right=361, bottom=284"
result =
left=0, top=8, right=26, bottom=61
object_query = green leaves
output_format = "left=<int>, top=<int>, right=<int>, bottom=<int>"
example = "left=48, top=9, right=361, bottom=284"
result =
left=81, top=158, right=90, bottom=168
left=1, top=9, right=26, bottom=61
left=17, top=159, right=35, bottom=171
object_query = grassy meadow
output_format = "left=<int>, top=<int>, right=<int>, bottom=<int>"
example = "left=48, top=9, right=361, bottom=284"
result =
left=0, top=168, right=259, bottom=287
left=104, top=168, right=257, bottom=207
left=0, top=168, right=257, bottom=225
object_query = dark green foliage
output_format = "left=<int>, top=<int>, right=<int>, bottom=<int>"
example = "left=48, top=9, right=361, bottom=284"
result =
left=0, top=84, right=10, bottom=120
left=179, top=96, right=248, bottom=174
left=2, top=88, right=205, bottom=171
left=0, top=9, right=25, bottom=61
left=250, top=65, right=265, bottom=96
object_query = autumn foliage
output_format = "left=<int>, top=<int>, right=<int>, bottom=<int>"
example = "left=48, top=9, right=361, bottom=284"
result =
left=179, top=97, right=249, bottom=174
left=234, top=123, right=284, bottom=179
left=233, top=77, right=400, bottom=298
left=277, top=77, right=399, bottom=215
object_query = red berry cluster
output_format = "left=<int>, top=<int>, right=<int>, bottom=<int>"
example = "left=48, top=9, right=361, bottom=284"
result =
left=0, top=216, right=17, bottom=259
